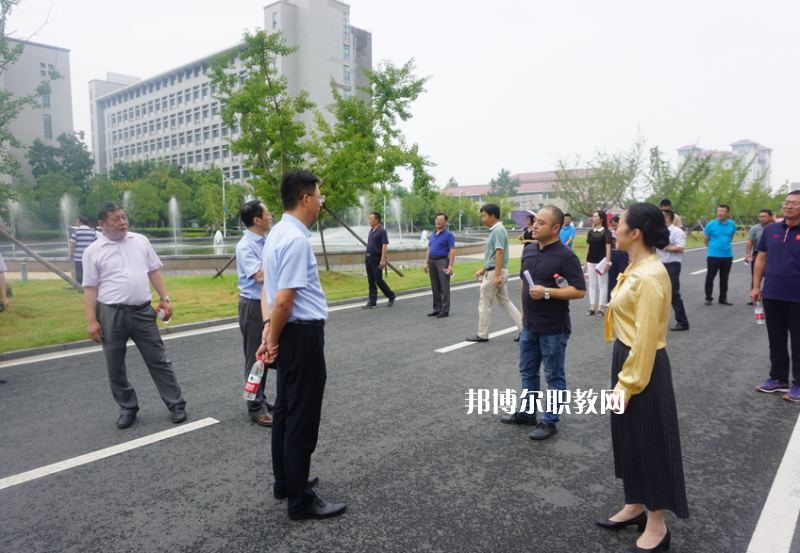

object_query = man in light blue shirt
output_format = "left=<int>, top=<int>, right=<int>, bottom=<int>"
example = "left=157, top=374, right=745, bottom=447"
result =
left=257, top=170, right=345, bottom=521
left=559, top=213, right=575, bottom=248
left=704, top=204, right=737, bottom=305
left=236, top=200, right=273, bottom=426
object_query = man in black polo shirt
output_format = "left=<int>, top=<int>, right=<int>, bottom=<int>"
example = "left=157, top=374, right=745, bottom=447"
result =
left=500, top=206, right=586, bottom=440
left=363, top=211, right=397, bottom=309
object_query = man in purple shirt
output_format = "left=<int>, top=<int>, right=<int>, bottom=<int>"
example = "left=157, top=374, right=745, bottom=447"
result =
left=752, top=190, right=800, bottom=402
left=423, top=213, right=455, bottom=317
left=362, top=212, right=397, bottom=309
left=82, top=201, right=187, bottom=429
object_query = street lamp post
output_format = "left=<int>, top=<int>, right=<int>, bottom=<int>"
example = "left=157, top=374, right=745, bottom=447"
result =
left=222, top=175, right=226, bottom=237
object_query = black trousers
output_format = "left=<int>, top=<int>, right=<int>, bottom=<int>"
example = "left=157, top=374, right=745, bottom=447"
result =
left=663, top=262, right=689, bottom=327
left=238, top=297, right=269, bottom=417
left=607, top=250, right=629, bottom=303
left=365, top=255, right=395, bottom=304
left=75, top=260, right=84, bottom=285
left=763, top=299, right=800, bottom=386
left=705, top=256, right=733, bottom=302
left=272, top=324, right=327, bottom=514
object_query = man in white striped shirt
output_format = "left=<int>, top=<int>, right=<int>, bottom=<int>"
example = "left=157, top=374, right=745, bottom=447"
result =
left=70, top=217, right=97, bottom=285
left=658, top=209, right=689, bottom=331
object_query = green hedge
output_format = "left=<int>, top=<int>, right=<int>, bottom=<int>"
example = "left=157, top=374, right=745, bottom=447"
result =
left=0, top=230, right=64, bottom=243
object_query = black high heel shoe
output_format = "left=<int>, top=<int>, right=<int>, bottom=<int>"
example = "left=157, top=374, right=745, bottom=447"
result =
left=625, top=528, right=670, bottom=552
left=595, top=512, right=647, bottom=532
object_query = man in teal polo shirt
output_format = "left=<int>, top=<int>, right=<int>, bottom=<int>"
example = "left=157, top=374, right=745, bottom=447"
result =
left=466, top=204, right=522, bottom=342
left=704, top=204, right=737, bottom=305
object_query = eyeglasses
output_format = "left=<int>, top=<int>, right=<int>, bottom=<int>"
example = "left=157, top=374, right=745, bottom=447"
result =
left=306, top=194, right=326, bottom=203
left=783, top=201, right=800, bottom=207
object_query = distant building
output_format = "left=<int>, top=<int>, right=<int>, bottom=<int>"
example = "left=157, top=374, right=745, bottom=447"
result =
left=677, top=139, right=773, bottom=190
left=88, top=0, right=372, bottom=184
left=0, top=39, right=74, bottom=187
left=442, top=171, right=569, bottom=212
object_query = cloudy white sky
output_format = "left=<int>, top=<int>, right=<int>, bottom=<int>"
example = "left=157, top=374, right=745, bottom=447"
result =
left=9, top=0, right=800, bottom=191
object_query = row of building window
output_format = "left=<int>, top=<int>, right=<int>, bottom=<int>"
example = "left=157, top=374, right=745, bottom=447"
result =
left=110, top=103, right=222, bottom=137
left=107, top=87, right=219, bottom=125
left=111, top=122, right=238, bottom=147
left=110, top=147, right=250, bottom=180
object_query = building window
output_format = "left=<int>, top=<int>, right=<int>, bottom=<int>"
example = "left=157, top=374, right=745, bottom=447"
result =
left=232, top=166, right=240, bottom=179
left=203, top=127, right=210, bottom=140
left=273, top=12, right=277, bottom=29
left=343, top=66, right=350, bottom=85
left=204, top=149, right=211, bottom=161
left=202, top=84, right=209, bottom=97
left=243, top=169, right=250, bottom=178
left=187, top=133, right=193, bottom=144
left=211, top=103, right=219, bottom=116
left=212, top=125, right=219, bottom=139
left=42, top=94, right=51, bottom=107
left=203, top=106, right=209, bottom=119
left=178, top=114, right=184, bottom=125
left=40, top=62, right=45, bottom=68
left=213, top=147, right=220, bottom=160
left=40, top=69, right=47, bottom=76
left=343, top=12, right=350, bottom=40
left=223, top=148, right=230, bottom=158
left=343, top=44, right=350, bottom=61
left=222, top=126, right=229, bottom=137
left=177, top=92, right=183, bottom=104
left=187, top=153, right=194, bottom=163
left=179, top=133, right=185, bottom=145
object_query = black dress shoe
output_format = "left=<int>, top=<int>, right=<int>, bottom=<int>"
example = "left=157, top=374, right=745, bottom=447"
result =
left=116, top=413, right=137, bottom=429
left=172, top=407, right=187, bottom=424
left=596, top=512, right=647, bottom=532
left=625, top=529, right=670, bottom=552
left=274, top=475, right=319, bottom=500
left=436, top=312, right=449, bottom=318
left=427, top=311, right=440, bottom=317
left=669, top=324, right=689, bottom=331
left=387, top=295, right=396, bottom=307
left=362, top=302, right=377, bottom=309
left=500, top=413, right=538, bottom=426
left=719, top=299, right=733, bottom=305
left=288, top=496, right=346, bottom=520
left=466, top=335, right=489, bottom=342
left=530, top=421, right=557, bottom=440
left=513, top=334, right=520, bottom=342
left=0, top=378, right=6, bottom=384
left=704, top=299, right=713, bottom=305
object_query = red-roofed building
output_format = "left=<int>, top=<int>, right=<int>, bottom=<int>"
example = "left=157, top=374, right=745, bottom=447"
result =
left=441, top=170, right=571, bottom=212
left=677, top=139, right=773, bottom=190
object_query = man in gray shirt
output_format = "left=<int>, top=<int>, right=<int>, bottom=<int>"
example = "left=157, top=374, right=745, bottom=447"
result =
left=466, top=204, right=522, bottom=342
left=746, top=209, right=774, bottom=305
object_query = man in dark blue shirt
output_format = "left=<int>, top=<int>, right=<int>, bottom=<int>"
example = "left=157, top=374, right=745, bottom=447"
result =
left=752, top=190, right=800, bottom=402
left=500, top=206, right=586, bottom=440
left=363, top=212, right=397, bottom=309
left=423, top=213, right=455, bottom=317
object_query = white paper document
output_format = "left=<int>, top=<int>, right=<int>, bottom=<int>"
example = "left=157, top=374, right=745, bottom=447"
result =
left=595, top=257, right=608, bottom=274
left=523, top=270, right=535, bottom=289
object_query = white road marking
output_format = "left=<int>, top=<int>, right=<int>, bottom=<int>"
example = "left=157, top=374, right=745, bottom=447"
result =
left=690, top=257, right=745, bottom=275
left=746, top=411, right=800, bottom=552
left=435, top=326, right=519, bottom=353
left=0, top=417, right=220, bottom=491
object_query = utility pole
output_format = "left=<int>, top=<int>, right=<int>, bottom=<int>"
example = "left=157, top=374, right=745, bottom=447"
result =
left=222, top=175, right=227, bottom=237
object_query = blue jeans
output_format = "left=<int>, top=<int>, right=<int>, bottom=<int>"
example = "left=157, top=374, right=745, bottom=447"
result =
left=516, top=328, right=569, bottom=426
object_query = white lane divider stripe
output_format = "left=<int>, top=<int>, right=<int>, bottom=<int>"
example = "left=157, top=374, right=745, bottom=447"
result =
left=435, top=326, right=519, bottom=353
left=690, top=257, right=745, bottom=275
left=0, top=417, right=220, bottom=491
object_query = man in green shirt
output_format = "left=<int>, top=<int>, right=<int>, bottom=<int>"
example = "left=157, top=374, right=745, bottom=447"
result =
left=467, top=204, right=523, bottom=342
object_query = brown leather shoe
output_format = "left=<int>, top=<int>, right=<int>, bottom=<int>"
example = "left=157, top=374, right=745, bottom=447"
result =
left=251, top=413, right=273, bottom=427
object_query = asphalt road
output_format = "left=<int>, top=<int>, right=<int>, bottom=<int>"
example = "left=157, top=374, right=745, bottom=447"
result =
left=1, top=240, right=798, bottom=553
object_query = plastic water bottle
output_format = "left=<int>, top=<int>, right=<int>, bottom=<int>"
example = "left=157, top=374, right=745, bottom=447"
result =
left=474, top=271, right=483, bottom=283
left=244, top=356, right=265, bottom=400
left=443, top=267, right=453, bottom=278
left=156, top=308, right=171, bottom=324
left=755, top=301, right=765, bottom=325
left=553, top=274, right=568, bottom=288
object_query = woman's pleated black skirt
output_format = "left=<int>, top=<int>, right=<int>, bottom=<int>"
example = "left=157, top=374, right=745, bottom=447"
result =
left=611, top=339, right=689, bottom=518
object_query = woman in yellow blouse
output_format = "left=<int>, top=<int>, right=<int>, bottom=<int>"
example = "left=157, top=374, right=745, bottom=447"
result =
left=596, top=203, right=688, bottom=553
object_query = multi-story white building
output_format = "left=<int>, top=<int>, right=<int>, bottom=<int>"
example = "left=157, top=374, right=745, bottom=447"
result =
left=0, top=39, right=74, bottom=187
left=88, top=0, right=372, bottom=183
left=677, top=139, right=773, bottom=190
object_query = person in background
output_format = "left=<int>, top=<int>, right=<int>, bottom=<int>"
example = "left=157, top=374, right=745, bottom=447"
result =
left=606, top=215, right=629, bottom=310
left=423, top=212, right=455, bottom=318
left=584, top=210, right=612, bottom=317
left=659, top=209, right=690, bottom=332
left=519, top=214, right=536, bottom=248
left=704, top=204, right=736, bottom=306
left=362, top=212, right=397, bottom=309
left=598, top=203, right=689, bottom=552
left=70, top=216, right=98, bottom=285
left=659, top=199, right=683, bottom=230
left=745, top=209, right=773, bottom=305
left=235, top=200, right=274, bottom=427
left=559, top=213, right=575, bottom=248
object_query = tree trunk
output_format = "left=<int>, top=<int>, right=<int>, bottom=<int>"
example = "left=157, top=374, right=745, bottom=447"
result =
left=318, top=221, right=330, bottom=271
left=0, top=227, right=84, bottom=293
left=212, top=254, right=237, bottom=279
left=323, top=206, right=404, bottom=277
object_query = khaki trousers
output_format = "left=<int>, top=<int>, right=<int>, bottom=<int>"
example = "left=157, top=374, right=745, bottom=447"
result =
left=477, top=269, right=522, bottom=339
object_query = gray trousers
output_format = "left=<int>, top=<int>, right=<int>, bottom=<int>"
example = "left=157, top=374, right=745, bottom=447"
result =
left=239, top=297, right=270, bottom=417
left=97, top=303, right=186, bottom=416
left=428, top=257, right=451, bottom=313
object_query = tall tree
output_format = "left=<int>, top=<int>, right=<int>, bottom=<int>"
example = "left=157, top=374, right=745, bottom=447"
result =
left=488, top=168, right=520, bottom=197
left=446, top=177, right=458, bottom=188
left=0, top=0, right=58, bottom=221
left=27, top=133, right=93, bottom=185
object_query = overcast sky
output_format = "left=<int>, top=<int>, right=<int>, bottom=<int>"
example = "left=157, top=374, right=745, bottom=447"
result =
left=9, top=0, right=800, bottom=192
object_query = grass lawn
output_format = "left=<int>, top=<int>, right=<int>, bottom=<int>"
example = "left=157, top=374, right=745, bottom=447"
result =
left=0, top=233, right=744, bottom=353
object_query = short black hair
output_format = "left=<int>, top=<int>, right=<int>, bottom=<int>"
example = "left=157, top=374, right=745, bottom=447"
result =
left=662, top=209, right=675, bottom=223
left=480, top=203, right=500, bottom=219
left=435, top=212, right=448, bottom=222
left=77, top=217, right=90, bottom=225
left=759, top=209, right=773, bottom=216
left=240, top=200, right=265, bottom=228
left=610, top=215, right=620, bottom=223
left=718, top=204, right=730, bottom=212
left=280, top=170, right=320, bottom=211
left=370, top=211, right=382, bottom=223
left=787, top=190, right=800, bottom=198
left=540, top=206, right=564, bottom=228
left=97, top=201, right=124, bottom=222
left=564, top=213, right=572, bottom=218
left=659, top=199, right=673, bottom=208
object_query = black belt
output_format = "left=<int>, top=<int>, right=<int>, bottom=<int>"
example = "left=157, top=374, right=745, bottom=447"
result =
left=289, top=319, right=325, bottom=328
left=485, top=266, right=495, bottom=271
left=365, top=253, right=380, bottom=257
left=429, top=256, right=447, bottom=260
left=103, top=301, right=151, bottom=312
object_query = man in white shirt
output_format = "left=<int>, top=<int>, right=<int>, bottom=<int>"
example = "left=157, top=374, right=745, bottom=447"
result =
left=658, top=209, right=689, bottom=331
left=82, top=201, right=187, bottom=429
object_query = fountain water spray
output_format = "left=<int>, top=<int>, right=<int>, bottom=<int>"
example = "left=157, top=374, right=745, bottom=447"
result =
left=168, top=197, right=181, bottom=246
left=390, top=197, right=403, bottom=244
left=59, top=194, right=76, bottom=249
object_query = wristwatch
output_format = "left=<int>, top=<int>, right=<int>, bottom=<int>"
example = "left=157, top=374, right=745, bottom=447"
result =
left=160, top=296, right=170, bottom=302
left=544, top=288, right=551, bottom=300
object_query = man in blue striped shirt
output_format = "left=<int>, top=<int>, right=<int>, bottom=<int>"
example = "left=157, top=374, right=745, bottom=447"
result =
left=70, top=217, right=98, bottom=284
